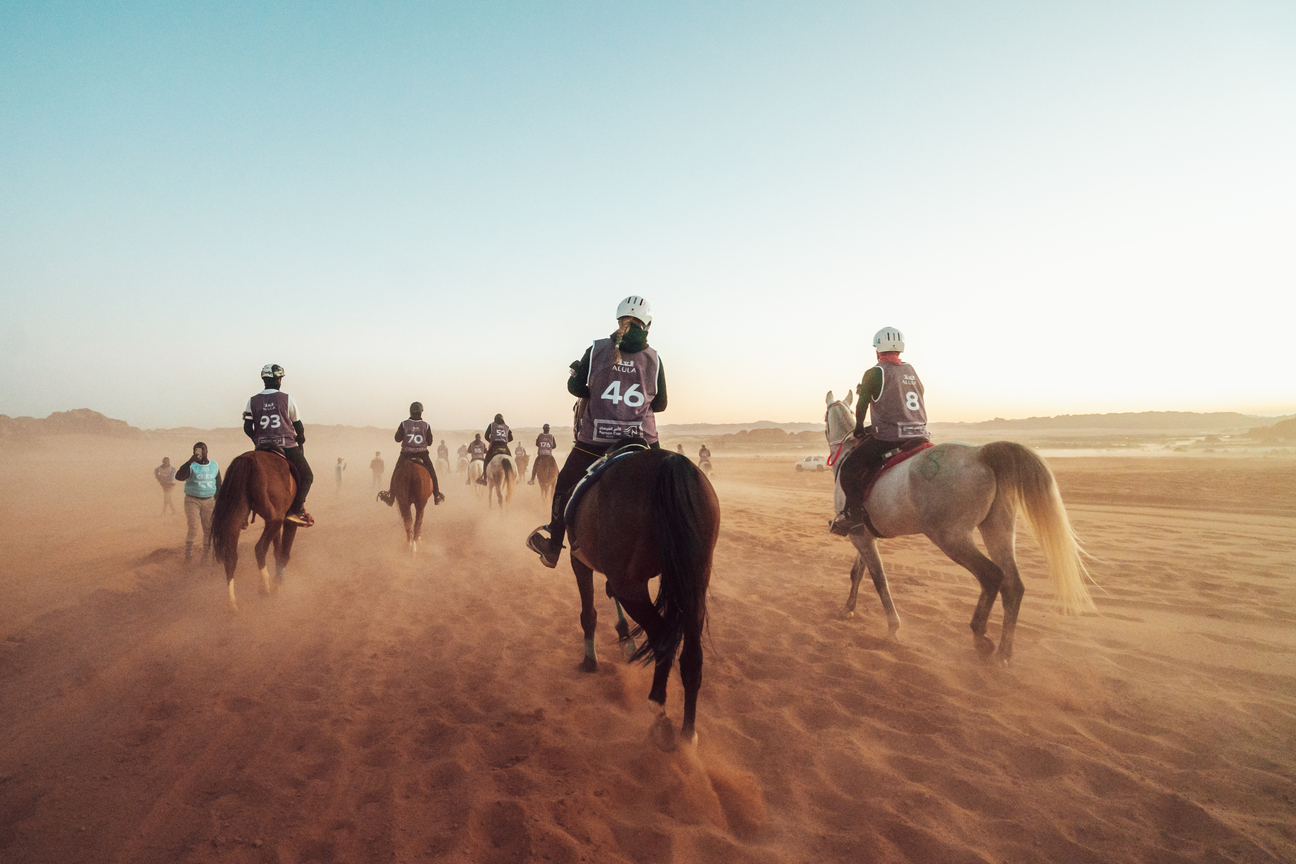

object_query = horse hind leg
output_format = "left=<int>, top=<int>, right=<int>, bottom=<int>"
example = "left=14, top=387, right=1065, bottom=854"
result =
left=979, top=506, right=1025, bottom=661
left=931, top=531, right=1006, bottom=659
left=255, top=521, right=281, bottom=596
left=616, top=585, right=679, bottom=750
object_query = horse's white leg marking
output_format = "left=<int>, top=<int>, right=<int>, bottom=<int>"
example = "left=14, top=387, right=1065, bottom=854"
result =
left=259, top=565, right=272, bottom=596
left=584, top=637, right=597, bottom=663
left=228, top=580, right=238, bottom=612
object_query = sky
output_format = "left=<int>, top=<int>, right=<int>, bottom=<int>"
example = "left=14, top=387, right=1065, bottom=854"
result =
left=2, top=1, right=1294, bottom=430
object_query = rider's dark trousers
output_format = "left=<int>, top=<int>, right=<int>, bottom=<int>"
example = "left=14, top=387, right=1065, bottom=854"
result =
left=284, top=446, right=313, bottom=513
left=837, top=435, right=921, bottom=514
left=547, top=441, right=660, bottom=541
left=390, top=451, right=441, bottom=497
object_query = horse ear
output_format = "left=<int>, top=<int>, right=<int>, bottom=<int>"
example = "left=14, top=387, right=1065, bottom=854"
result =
left=844, top=389, right=854, bottom=409
left=825, top=391, right=835, bottom=406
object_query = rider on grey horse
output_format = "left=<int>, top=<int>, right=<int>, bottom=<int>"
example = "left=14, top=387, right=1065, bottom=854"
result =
left=830, top=327, right=930, bottom=536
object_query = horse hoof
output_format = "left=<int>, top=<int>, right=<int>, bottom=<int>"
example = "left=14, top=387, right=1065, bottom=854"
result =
left=650, top=714, right=678, bottom=752
left=837, top=607, right=855, bottom=620
left=974, top=636, right=996, bottom=658
left=580, top=657, right=597, bottom=674
left=620, top=639, right=638, bottom=661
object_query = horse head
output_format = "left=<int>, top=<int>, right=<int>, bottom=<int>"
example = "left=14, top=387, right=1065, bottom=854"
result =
left=824, top=389, right=856, bottom=447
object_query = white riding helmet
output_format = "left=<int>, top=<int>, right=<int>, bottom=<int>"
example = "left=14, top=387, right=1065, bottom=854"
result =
left=260, top=363, right=285, bottom=379
left=616, top=295, right=652, bottom=326
left=872, top=327, right=904, bottom=353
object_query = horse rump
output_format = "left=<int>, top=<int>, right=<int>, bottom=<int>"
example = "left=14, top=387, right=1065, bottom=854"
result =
left=210, top=453, right=253, bottom=565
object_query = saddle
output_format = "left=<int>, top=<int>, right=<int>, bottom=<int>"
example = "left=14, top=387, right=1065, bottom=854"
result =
left=254, top=445, right=303, bottom=494
left=563, top=438, right=650, bottom=525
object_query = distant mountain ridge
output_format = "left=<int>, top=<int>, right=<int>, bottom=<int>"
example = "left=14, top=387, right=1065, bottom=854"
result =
left=0, top=409, right=141, bottom=438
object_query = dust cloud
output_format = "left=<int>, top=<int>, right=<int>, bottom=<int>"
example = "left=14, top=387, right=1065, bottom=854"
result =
left=1, top=427, right=1294, bottom=862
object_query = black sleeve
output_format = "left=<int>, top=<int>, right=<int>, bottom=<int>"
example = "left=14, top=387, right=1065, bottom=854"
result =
left=174, top=459, right=193, bottom=481
left=243, top=419, right=255, bottom=439
left=293, top=420, right=305, bottom=445
left=394, top=424, right=404, bottom=444
left=215, top=471, right=222, bottom=493
left=651, top=359, right=667, bottom=412
left=507, top=430, right=513, bottom=442
left=567, top=347, right=592, bottom=399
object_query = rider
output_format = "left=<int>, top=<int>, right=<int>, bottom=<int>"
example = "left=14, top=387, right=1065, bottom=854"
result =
left=526, top=295, right=667, bottom=568
left=465, top=434, right=487, bottom=483
left=529, top=423, right=557, bottom=484
left=829, top=327, right=929, bottom=536
left=698, top=443, right=711, bottom=465
left=437, top=439, right=449, bottom=465
left=378, top=401, right=446, bottom=506
left=476, top=414, right=513, bottom=485
left=243, top=363, right=314, bottom=526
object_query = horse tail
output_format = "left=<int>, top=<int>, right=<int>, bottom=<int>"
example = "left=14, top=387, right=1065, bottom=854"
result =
left=632, top=453, right=716, bottom=663
left=210, top=454, right=251, bottom=565
left=979, top=441, right=1097, bottom=615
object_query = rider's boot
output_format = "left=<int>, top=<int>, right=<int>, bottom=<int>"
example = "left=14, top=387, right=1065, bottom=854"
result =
left=526, top=520, right=564, bottom=568
left=377, top=490, right=394, bottom=505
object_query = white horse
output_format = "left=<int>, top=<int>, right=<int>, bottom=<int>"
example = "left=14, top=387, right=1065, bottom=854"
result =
left=466, top=459, right=484, bottom=489
left=485, top=454, right=516, bottom=508
left=436, top=455, right=450, bottom=478
left=824, top=390, right=1095, bottom=661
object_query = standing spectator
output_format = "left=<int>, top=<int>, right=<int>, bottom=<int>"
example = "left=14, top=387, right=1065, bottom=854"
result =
left=174, top=442, right=221, bottom=564
left=335, top=457, right=347, bottom=494
left=154, top=457, right=177, bottom=515
left=370, top=451, right=384, bottom=490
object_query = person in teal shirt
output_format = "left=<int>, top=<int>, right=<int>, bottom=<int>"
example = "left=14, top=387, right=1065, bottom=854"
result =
left=174, top=442, right=222, bottom=564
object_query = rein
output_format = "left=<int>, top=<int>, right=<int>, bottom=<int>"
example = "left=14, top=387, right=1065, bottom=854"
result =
left=826, top=438, right=849, bottom=467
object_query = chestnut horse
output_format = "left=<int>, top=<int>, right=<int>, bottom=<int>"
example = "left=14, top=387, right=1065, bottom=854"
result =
left=566, top=449, right=720, bottom=750
left=388, top=459, right=433, bottom=553
left=533, top=454, right=559, bottom=502
left=824, top=391, right=1095, bottom=661
left=210, top=450, right=299, bottom=612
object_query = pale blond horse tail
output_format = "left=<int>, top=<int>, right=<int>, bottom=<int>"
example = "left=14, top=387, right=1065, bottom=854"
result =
left=979, top=442, right=1097, bottom=615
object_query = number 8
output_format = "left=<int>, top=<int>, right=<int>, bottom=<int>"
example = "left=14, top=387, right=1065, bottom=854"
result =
left=905, top=391, right=920, bottom=411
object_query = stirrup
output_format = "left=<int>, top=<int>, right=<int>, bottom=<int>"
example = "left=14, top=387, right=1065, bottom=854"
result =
left=828, top=512, right=861, bottom=537
left=286, top=510, right=314, bottom=527
left=525, top=528, right=561, bottom=569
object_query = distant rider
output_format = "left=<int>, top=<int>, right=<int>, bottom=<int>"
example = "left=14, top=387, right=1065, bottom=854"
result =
left=829, top=327, right=929, bottom=535
left=370, top=451, right=384, bottom=490
left=526, top=296, right=666, bottom=568
left=476, top=414, right=514, bottom=484
left=174, top=442, right=221, bottom=563
left=378, top=401, right=445, bottom=506
left=466, top=434, right=487, bottom=483
left=698, top=444, right=711, bottom=465
left=243, top=363, right=314, bottom=526
left=529, top=423, right=557, bottom=484
left=437, top=440, right=449, bottom=466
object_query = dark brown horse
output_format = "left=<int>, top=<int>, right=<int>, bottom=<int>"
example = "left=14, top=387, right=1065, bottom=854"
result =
left=388, top=459, right=433, bottom=553
left=210, top=450, right=299, bottom=612
left=533, top=454, right=559, bottom=502
left=567, top=449, right=720, bottom=750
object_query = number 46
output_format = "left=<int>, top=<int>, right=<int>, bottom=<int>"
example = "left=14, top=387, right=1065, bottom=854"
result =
left=601, top=381, right=645, bottom=407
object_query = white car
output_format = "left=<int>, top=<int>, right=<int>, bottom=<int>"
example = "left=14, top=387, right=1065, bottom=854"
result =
left=794, top=455, right=827, bottom=472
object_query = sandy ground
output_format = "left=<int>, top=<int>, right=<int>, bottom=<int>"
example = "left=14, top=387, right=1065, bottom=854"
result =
left=1, top=432, right=1294, bottom=863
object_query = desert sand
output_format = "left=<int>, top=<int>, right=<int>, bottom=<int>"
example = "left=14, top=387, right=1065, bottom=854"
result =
left=1, top=429, right=1294, bottom=863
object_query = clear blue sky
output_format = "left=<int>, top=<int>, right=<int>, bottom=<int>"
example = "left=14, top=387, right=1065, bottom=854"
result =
left=2, top=1, right=1293, bottom=429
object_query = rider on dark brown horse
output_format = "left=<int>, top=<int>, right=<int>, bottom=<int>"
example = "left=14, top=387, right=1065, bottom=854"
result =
left=526, top=295, right=668, bottom=568
left=243, top=363, right=314, bottom=526
left=378, top=401, right=446, bottom=506
left=830, top=327, right=930, bottom=536
left=476, top=414, right=513, bottom=485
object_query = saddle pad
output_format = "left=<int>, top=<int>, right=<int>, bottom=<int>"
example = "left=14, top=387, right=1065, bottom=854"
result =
left=563, top=444, right=648, bottom=525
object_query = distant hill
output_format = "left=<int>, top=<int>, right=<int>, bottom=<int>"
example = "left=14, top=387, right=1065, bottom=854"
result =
left=929, top=411, right=1293, bottom=434
left=0, top=409, right=141, bottom=438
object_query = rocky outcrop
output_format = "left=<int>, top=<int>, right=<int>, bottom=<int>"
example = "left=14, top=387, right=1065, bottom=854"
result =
left=0, top=409, right=142, bottom=438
